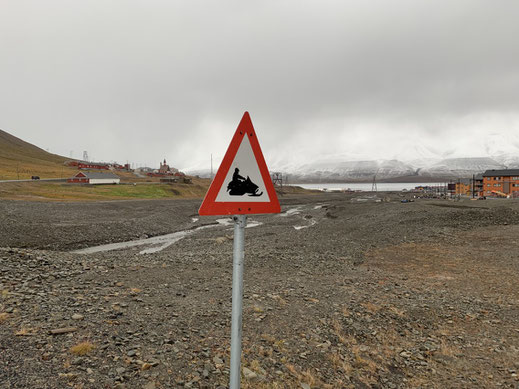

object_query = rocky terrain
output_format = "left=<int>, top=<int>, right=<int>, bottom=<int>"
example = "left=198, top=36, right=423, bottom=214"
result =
left=1, top=194, right=519, bottom=388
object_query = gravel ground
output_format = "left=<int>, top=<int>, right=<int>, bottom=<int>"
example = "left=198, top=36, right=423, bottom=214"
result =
left=1, top=193, right=519, bottom=388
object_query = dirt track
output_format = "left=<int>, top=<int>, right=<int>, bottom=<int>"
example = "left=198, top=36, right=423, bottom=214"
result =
left=1, top=193, right=519, bottom=388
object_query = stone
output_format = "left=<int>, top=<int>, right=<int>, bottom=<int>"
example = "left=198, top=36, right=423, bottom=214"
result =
left=71, top=357, right=83, bottom=365
left=400, top=351, right=412, bottom=358
left=72, top=314, right=84, bottom=321
left=49, top=327, right=78, bottom=335
left=242, top=367, right=257, bottom=380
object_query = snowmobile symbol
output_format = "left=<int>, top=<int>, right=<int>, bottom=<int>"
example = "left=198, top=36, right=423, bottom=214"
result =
left=227, top=168, right=263, bottom=197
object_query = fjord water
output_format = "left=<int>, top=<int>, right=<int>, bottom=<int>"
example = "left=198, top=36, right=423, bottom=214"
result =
left=294, top=182, right=444, bottom=192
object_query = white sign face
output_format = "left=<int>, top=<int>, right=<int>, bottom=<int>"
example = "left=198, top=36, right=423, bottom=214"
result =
left=215, top=135, right=271, bottom=203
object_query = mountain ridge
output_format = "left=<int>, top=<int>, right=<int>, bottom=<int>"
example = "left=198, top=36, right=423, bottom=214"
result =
left=0, top=129, right=75, bottom=180
left=185, top=155, right=519, bottom=183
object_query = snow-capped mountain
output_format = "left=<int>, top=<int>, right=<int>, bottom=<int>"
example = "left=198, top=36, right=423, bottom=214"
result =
left=273, top=154, right=517, bottom=183
left=483, top=133, right=519, bottom=157
left=183, top=132, right=519, bottom=182
left=492, top=154, right=519, bottom=168
left=281, top=133, right=519, bottom=182
left=282, top=159, right=416, bottom=182
left=417, top=157, right=506, bottom=178
left=185, top=156, right=517, bottom=182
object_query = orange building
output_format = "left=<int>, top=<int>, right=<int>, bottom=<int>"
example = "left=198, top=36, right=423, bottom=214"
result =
left=482, top=169, right=519, bottom=198
left=453, top=175, right=484, bottom=197
left=454, top=178, right=472, bottom=196
left=474, top=174, right=484, bottom=197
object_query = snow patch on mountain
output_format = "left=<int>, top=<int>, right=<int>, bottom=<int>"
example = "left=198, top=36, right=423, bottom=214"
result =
left=183, top=132, right=519, bottom=182
left=492, top=154, right=519, bottom=168
left=418, top=158, right=506, bottom=178
left=287, top=159, right=416, bottom=181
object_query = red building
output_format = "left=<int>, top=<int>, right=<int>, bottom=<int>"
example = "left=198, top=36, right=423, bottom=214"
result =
left=78, top=162, right=110, bottom=170
left=482, top=169, right=519, bottom=197
left=66, top=160, right=130, bottom=170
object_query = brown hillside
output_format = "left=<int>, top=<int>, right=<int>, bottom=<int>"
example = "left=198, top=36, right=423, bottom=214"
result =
left=0, top=129, right=76, bottom=180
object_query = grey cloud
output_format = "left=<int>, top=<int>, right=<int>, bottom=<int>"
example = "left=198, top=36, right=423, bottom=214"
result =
left=1, top=0, right=518, bottom=169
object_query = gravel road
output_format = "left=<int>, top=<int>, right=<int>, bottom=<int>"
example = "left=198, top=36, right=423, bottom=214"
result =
left=1, top=193, right=519, bottom=388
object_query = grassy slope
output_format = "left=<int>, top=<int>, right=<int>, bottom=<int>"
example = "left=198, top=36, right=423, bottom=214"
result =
left=0, top=129, right=77, bottom=180
left=0, top=178, right=314, bottom=202
left=0, top=179, right=211, bottom=201
left=0, top=129, right=313, bottom=201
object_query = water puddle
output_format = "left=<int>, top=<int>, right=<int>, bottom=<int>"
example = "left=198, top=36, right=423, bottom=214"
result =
left=216, top=218, right=233, bottom=226
left=73, top=224, right=217, bottom=255
left=74, top=218, right=262, bottom=255
left=279, top=207, right=303, bottom=217
left=313, top=204, right=327, bottom=210
left=216, top=218, right=262, bottom=229
left=293, top=219, right=318, bottom=230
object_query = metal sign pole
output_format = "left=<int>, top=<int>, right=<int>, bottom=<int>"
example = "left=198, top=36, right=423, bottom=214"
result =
left=229, top=214, right=247, bottom=389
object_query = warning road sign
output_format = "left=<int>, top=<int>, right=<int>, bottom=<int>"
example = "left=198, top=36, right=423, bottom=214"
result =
left=199, top=112, right=280, bottom=215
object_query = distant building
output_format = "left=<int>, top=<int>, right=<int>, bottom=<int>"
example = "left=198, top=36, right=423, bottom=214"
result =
left=452, top=174, right=489, bottom=197
left=160, top=177, right=178, bottom=183
left=482, top=169, right=519, bottom=197
left=474, top=174, right=484, bottom=197
left=65, top=160, right=130, bottom=171
left=112, top=163, right=131, bottom=171
left=68, top=171, right=120, bottom=185
left=159, top=159, right=171, bottom=174
left=454, top=178, right=472, bottom=196
left=147, top=159, right=181, bottom=177
left=75, top=162, right=110, bottom=170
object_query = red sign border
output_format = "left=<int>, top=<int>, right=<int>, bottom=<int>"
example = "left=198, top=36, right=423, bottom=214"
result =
left=199, top=112, right=281, bottom=215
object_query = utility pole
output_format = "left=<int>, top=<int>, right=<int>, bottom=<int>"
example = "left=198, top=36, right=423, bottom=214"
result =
left=229, top=214, right=246, bottom=389
left=371, top=174, right=377, bottom=192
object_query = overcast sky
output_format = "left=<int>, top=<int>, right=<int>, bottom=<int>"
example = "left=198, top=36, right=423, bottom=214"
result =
left=1, top=0, right=519, bottom=171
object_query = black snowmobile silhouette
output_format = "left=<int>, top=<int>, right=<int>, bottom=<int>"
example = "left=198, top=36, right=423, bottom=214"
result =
left=227, top=168, right=263, bottom=197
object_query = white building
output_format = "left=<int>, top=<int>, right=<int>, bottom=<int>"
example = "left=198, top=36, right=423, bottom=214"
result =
left=68, top=171, right=120, bottom=185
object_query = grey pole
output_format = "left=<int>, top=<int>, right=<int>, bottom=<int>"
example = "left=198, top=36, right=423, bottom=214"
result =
left=229, top=214, right=247, bottom=389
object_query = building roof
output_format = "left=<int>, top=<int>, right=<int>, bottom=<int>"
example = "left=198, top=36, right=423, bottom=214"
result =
left=73, top=171, right=120, bottom=179
left=482, top=169, right=519, bottom=177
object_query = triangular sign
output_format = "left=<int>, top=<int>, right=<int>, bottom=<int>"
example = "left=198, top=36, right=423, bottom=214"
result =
left=199, top=112, right=280, bottom=215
